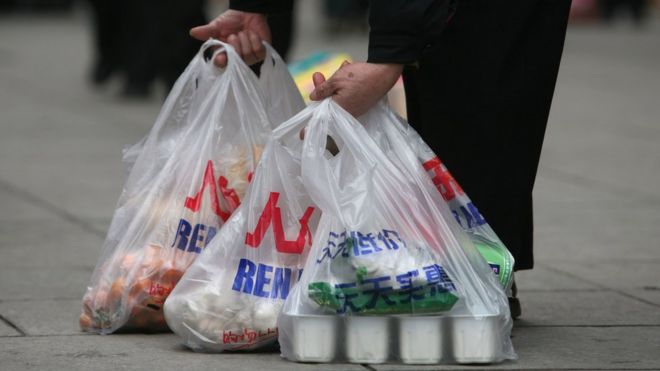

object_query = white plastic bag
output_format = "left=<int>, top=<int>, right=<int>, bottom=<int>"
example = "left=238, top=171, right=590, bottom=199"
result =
left=279, top=99, right=515, bottom=364
left=80, top=40, right=303, bottom=334
left=121, top=42, right=304, bottom=175
left=361, top=103, right=515, bottom=291
left=163, top=103, right=320, bottom=351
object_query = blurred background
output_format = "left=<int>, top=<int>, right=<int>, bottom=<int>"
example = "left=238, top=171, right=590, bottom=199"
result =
left=1, top=0, right=658, bottom=227
left=1, top=1, right=660, bottom=368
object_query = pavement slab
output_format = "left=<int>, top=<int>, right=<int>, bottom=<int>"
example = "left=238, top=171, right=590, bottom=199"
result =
left=0, top=299, right=82, bottom=336
left=629, top=288, right=660, bottom=307
left=0, top=317, right=22, bottom=337
left=515, top=265, right=601, bottom=292
left=544, top=260, right=660, bottom=291
left=369, top=326, right=660, bottom=370
left=515, top=291, right=660, bottom=326
left=0, top=266, right=91, bottom=301
left=0, top=186, right=49, bottom=223
left=0, top=219, right=103, bottom=269
left=532, top=197, right=660, bottom=263
left=0, top=334, right=367, bottom=371
left=1, top=3, right=660, bottom=371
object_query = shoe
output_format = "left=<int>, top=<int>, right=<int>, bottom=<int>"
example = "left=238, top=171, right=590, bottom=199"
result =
left=508, top=280, right=521, bottom=319
left=90, top=60, right=118, bottom=86
left=121, top=83, right=151, bottom=99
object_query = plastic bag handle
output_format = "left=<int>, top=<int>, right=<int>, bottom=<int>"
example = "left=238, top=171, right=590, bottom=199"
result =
left=260, top=41, right=285, bottom=75
left=159, top=39, right=225, bottom=107
left=299, top=100, right=397, bottom=223
left=123, top=38, right=229, bottom=170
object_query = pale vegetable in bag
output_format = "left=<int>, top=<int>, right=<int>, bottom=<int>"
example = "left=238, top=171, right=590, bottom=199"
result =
left=80, top=40, right=303, bottom=334
left=279, top=100, right=515, bottom=364
left=163, top=103, right=320, bottom=352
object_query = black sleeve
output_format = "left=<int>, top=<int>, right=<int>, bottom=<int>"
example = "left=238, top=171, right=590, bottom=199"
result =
left=367, top=0, right=456, bottom=64
left=229, top=0, right=293, bottom=14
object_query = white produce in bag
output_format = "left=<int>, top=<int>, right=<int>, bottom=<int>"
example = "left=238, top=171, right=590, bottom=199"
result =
left=80, top=40, right=303, bottom=334
left=163, top=104, right=320, bottom=352
left=279, top=99, right=515, bottom=363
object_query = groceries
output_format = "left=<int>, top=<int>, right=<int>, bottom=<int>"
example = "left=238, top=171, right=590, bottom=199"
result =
left=281, top=313, right=504, bottom=364
left=82, top=43, right=516, bottom=364
left=421, top=156, right=515, bottom=290
left=163, top=106, right=319, bottom=352
left=361, top=103, right=515, bottom=292
left=307, top=233, right=458, bottom=315
left=80, top=245, right=185, bottom=331
left=81, top=40, right=303, bottom=334
left=81, top=146, right=261, bottom=332
left=278, top=99, right=516, bottom=365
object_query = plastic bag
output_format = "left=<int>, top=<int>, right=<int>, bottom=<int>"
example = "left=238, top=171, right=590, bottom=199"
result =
left=121, top=42, right=304, bottom=176
left=279, top=99, right=515, bottom=364
left=163, top=102, right=320, bottom=351
left=80, top=40, right=303, bottom=334
left=361, top=103, right=514, bottom=291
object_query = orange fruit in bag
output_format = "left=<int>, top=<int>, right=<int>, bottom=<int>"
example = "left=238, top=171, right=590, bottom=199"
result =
left=109, top=277, right=126, bottom=303
left=79, top=313, right=93, bottom=329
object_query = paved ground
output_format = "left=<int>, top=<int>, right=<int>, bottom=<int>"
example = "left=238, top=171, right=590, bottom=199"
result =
left=1, top=2, right=660, bottom=370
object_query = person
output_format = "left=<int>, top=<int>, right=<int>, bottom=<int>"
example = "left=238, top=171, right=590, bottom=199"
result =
left=191, top=0, right=572, bottom=318
left=87, top=0, right=207, bottom=97
left=599, top=0, right=649, bottom=26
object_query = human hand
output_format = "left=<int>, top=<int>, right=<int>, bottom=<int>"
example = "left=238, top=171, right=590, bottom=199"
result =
left=190, top=9, right=270, bottom=67
left=309, top=61, right=403, bottom=117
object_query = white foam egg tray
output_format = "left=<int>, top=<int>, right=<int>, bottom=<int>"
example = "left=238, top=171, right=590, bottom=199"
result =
left=285, top=313, right=503, bottom=364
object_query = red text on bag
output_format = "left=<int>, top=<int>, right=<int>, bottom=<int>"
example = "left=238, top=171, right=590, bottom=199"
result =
left=245, top=192, right=314, bottom=255
left=184, top=160, right=241, bottom=222
left=423, top=157, right=464, bottom=202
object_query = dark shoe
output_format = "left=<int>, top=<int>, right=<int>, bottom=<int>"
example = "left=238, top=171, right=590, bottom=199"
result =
left=90, top=61, right=118, bottom=86
left=121, top=82, right=151, bottom=99
left=509, top=280, right=521, bottom=319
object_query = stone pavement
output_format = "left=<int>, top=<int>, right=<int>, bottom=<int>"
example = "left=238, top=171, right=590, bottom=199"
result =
left=1, top=4, right=660, bottom=371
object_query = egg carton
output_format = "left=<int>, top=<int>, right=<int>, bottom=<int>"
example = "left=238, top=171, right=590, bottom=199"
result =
left=285, top=313, right=503, bottom=364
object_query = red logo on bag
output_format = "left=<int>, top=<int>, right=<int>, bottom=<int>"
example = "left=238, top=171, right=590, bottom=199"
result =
left=423, top=157, right=464, bottom=201
left=185, top=160, right=241, bottom=221
left=245, top=192, right=315, bottom=255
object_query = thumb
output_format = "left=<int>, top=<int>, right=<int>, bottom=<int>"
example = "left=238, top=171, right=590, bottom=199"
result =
left=309, top=77, right=335, bottom=101
left=312, top=72, right=326, bottom=89
left=340, top=60, right=351, bottom=68
left=190, top=24, right=216, bottom=41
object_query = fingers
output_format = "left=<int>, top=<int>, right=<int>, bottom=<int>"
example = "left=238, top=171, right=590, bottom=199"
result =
left=237, top=31, right=256, bottom=64
left=226, top=34, right=242, bottom=58
left=224, top=32, right=265, bottom=66
left=190, top=23, right=216, bottom=41
left=249, top=31, right=266, bottom=63
left=213, top=53, right=228, bottom=68
left=312, top=72, right=326, bottom=88
left=310, top=73, right=336, bottom=101
left=309, top=61, right=350, bottom=100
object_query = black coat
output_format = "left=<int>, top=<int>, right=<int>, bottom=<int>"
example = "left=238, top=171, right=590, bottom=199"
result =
left=230, top=0, right=572, bottom=270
